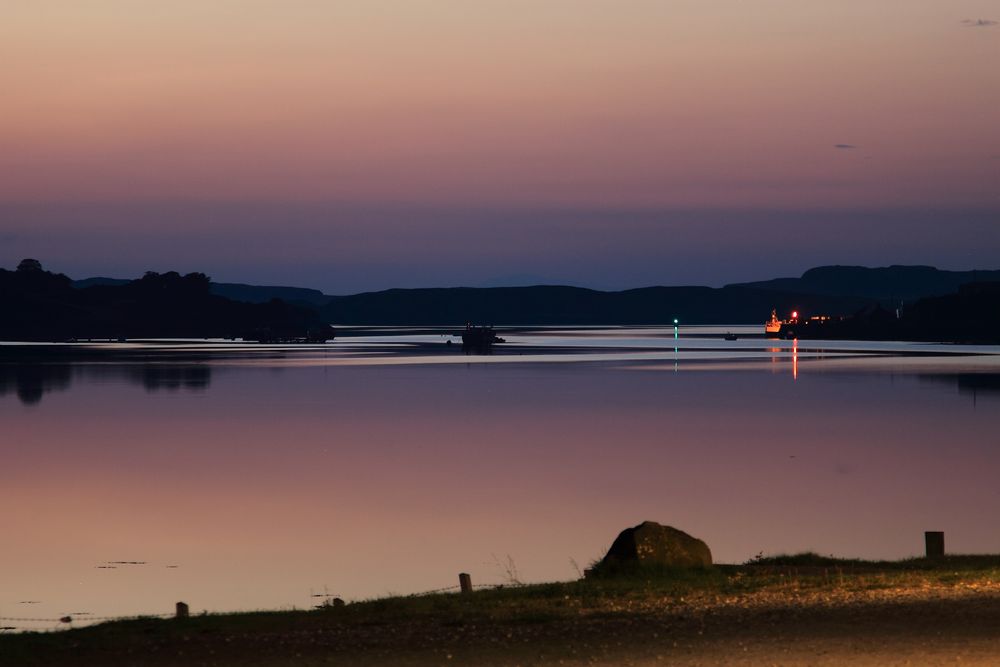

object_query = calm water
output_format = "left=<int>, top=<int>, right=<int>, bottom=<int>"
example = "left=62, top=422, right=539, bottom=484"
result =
left=2, top=327, right=1000, bottom=630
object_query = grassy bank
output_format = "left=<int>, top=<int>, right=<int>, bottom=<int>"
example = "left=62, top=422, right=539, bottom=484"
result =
left=4, top=554, right=1000, bottom=666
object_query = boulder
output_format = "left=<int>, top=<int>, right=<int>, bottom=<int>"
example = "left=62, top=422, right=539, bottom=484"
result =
left=602, top=521, right=712, bottom=568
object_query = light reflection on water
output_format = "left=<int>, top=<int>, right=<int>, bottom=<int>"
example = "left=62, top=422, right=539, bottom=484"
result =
left=1, top=327, right=999, bottom=630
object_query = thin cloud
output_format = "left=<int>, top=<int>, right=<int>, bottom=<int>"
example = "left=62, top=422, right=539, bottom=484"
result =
left=834, top=144, right=856, bottom=150
left=962, top=19, right=998, bottom=27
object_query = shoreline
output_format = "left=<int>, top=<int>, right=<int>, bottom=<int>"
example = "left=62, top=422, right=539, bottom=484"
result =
left=4, top=557, right=1000, bottom=666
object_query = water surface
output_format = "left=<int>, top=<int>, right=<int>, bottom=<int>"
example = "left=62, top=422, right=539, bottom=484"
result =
left=2, top=327, right=999, bottom=630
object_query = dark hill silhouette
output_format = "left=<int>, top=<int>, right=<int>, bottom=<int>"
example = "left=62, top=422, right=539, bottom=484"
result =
left=73, top=277, right=330, bottom=306
left=209, top=282, right=329, bottom=306
left=46, top=263, right=1000, bottom=329
left=729, top=265, right=1000, bottom=303
left=322, top=285, right=871, bottom=325
left=1, top=263, right=324, bottom=341
left=791, top=282, right=1000, bottom=343
left=71, top=276, right=129, bottom=288
left=70, top=264, right=1000, bottom=326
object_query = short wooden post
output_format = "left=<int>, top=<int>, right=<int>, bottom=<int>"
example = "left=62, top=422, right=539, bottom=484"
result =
left=175, top=601, right=189, bottom=619
left=459, top=572, right=473, bottom=594
left=925, top=531, right=945, bottom=558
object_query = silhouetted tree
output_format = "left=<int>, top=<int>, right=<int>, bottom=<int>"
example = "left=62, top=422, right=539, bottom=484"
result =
left=0, top=264, right=323, bottom=341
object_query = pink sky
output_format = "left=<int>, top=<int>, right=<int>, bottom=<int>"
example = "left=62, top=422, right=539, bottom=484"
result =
left=1, top=1, right=998, bottom=289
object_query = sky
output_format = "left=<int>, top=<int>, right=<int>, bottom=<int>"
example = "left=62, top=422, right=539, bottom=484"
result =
left=1, top=1, right=998, bottom=293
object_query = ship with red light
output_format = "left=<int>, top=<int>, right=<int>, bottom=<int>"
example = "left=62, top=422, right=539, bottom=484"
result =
left=765, top=309, right=782, bottom=335
left=765, top=309, right=801, bottom=337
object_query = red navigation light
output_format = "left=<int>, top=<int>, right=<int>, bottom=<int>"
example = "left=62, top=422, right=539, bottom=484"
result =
left=791, top=310, right=799, bottom=319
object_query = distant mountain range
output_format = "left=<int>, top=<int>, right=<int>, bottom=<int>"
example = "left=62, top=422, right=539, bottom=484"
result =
left=794, top=282, right=1000, bottom=344
left=65, top=264, right=1000, bottom=327
left=728, top=265, right=1000, bottom=303
left=320, top=286, right=869, bottom=326
left=74, top=277, right=330, bottom=306
left=317, top=265, right=1000, bottom=325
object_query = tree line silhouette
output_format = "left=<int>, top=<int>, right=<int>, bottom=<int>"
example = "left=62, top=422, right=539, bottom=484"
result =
left=0, top=260, right=325, bottom=341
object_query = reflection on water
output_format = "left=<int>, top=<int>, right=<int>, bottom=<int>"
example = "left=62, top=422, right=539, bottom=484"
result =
left=133, top=365, right=211, bottom=393
left=919, top=373, right=1000, bottom=403
left=6, top=358, right=1000, bottom=408
left=955, top=374, right=1000, bottom=395
left=0, top=365, right=72, bottom=406
left=1, top=329, right=1000, bottom=631
left=0, top=364, right=212, bottom=405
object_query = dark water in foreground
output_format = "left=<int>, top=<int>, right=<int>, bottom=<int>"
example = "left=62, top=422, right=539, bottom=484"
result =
left=1, top=327, right=999, bottom=629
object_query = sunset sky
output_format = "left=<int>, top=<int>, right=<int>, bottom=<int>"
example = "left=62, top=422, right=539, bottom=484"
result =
left=2, top=1, right=998, bottom=292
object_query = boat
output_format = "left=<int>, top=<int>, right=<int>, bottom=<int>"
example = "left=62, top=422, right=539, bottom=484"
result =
left=460, top=324, right=504, bottom=352
left=765, top=309, right=782, bottom=335
left=765, top=309, right=803, bottom=338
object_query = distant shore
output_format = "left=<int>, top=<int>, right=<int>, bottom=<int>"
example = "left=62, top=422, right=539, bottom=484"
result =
left=4, top=555, right=1000, bottom=666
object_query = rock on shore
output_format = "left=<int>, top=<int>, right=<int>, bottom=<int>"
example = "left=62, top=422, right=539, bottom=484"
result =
left=602, top=521, right=712, bottom=568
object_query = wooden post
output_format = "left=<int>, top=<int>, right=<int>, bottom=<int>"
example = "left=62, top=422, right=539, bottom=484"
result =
left=459, top=572, right=473, bottom=594
left=925, top=531, right=945, bottom=558
left=175, top=601, right=189, bottom=619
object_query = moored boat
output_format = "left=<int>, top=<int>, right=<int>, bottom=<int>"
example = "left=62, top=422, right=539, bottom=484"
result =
left=765, top=309, right=782, bottom=335
left=460, top=324, right=504, bottom=352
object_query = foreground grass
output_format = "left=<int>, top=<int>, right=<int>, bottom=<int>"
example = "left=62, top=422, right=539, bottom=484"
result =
left=4, top=554, right=1000, bottom=666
